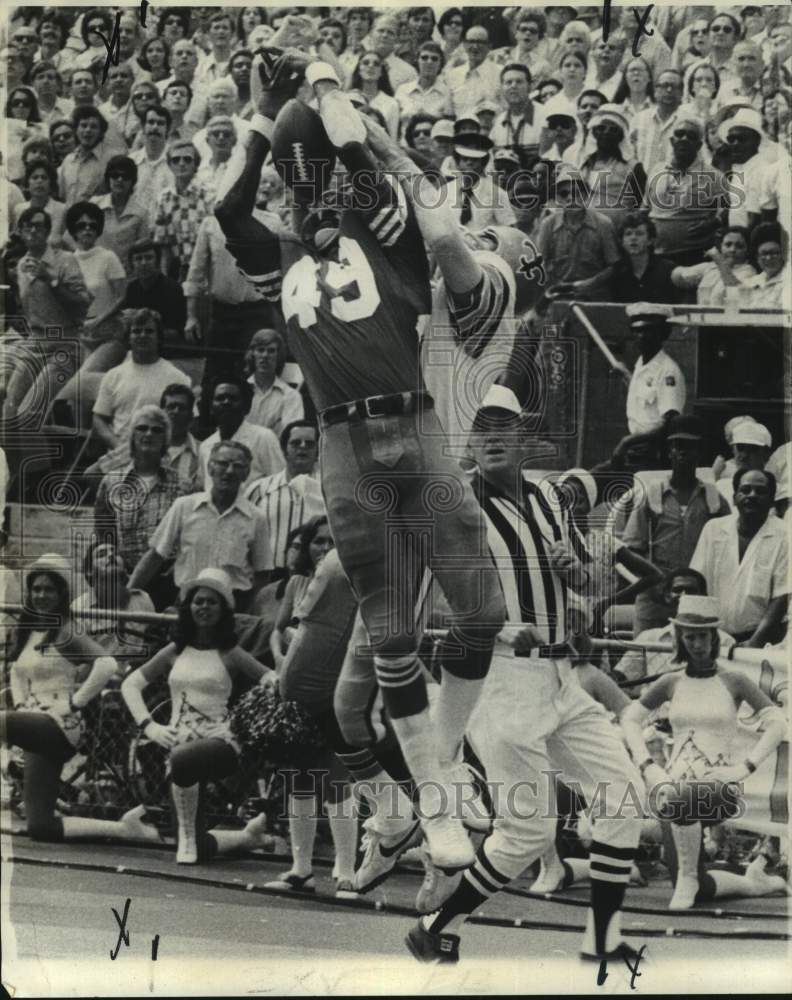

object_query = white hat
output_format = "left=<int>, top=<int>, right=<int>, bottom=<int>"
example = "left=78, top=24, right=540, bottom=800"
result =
left=557, top=468, right=597, bottom=512
left=719, top=107, right=763, bottom=144
left=476, top=383, right=522, bottom=418
left=26, top=553, right=72, bottom=591
left=669, top=594, right=720, bottom=629
left=431, top=119, right=455, bottom=140
left=732, top=420, right=772, bottom=448
left=588, top=104, right=630, bottom=136
left=180, top=567, right=235, bottom=610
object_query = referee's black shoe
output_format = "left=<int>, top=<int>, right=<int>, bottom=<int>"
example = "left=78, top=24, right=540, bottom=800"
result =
left=405, top=920, right=460, bottom=963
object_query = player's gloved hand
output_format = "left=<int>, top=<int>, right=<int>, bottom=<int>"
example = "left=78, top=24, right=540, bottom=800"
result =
left=250, top=46, right=310, bottom=119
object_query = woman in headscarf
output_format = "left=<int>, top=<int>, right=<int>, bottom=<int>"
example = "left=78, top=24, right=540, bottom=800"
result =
left=579, top=104, right=647, bottom=230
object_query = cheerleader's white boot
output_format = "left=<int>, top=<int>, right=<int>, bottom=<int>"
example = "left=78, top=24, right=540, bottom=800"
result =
left=172, top=783, right=200, bottom=864
left=668, top=822, right=701, bottom=910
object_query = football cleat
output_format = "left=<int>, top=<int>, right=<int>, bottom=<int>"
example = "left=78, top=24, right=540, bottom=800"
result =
left=421, top=812, right=475, bottom=872
left=415, top=846, right=462, bottom=914
left=405, top=920, right=460, bottom=964
left=353, top=819, right=421, bottom=894
left=580, top=941, right=648, bottom=964
left=263, top=871, right=316, bottom=893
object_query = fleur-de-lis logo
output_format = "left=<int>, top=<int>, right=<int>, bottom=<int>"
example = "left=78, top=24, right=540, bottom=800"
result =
left=518, top=239, right=546, bottom=286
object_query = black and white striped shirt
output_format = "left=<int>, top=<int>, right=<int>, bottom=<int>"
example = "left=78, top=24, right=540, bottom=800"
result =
left=475, top=474, right=570, bottom=646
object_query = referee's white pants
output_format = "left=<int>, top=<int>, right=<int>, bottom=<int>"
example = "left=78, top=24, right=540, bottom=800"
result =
left=467, top=653, right=644, bottom=882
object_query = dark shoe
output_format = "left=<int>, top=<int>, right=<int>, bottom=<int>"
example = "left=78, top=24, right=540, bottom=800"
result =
left=405, top=920, right=460, bottom=964
left=263, top=871, right=316, bottom=893
left=580, top=941, right=647, bottom=964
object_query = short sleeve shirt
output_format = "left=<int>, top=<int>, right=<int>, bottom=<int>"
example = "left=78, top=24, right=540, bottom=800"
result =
left=626, top=349, right=686, bottom=434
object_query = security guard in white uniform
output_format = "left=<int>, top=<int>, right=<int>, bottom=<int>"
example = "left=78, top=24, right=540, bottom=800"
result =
left=614, top=302, right=686, bottom=470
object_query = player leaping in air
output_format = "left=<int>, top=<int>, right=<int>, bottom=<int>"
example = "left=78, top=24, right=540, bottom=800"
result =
left=214, top=49, right=505, bottom=872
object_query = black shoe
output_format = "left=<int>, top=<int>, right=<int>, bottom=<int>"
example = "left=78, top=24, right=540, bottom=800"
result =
left=405, top=920, right=460, bottom=964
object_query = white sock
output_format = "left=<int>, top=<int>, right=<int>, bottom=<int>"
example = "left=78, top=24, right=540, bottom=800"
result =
left=288, top=795, right=317, bottom=877
left=327, top=794, right=358, bottom=882
left=432, top=671, right=485, bottom=764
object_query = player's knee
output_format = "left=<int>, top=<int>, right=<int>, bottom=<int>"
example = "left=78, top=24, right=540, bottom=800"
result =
left=169, top=745, right=197, bottom=786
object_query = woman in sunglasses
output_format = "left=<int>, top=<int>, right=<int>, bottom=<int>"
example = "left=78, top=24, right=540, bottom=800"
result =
left=684, top=14, right=742, bottom=94
left=395, top=42, right=452, bottom=128
left=64, top=200, right=128, bottom=380
left=73, top=8, right=115, bottom=70
left=349, top=52, right=399, bottom=139
left=12, top=157, right=66, bottom=247
left=5, top=86, right=47, bottom=183
left=436, top=7, right=467, bottom=71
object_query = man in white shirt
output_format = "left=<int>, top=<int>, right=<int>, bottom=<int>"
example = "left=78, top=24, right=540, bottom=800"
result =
left=720, top=108, right=765, bottom=228
left=444, top=132, right=516, bottom=230
left=245, top=329, right=304, bottom=437
left=489, top=63, right=546, bottom=163
left=613, top=303, right=686, bottom=469
left=199, top=376, right=284, bottom=491
left=131, top=105, right=172, bottom=224
left=366, top=15, right=418, bottom=92
left=447, top=26, right=501, bottom=117
left=92, top=308, right=191, bottom=451
left=690, top=468, right=788, bottom=645
left=246, top=419, right=324, bottom=573
left=193, top=10, right=235, bottom=90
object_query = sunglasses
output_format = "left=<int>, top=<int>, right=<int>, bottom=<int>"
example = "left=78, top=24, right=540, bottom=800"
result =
left=169, top=155, right=195, bottom=164
left=108, top=172, right=130, bottom=180
left=419, top=53, right=440, bottom=60
left=11, top=97, right=32, bottom=106
left=209, top=129, right=234, bottom=138
left=710, top=24, right=734, bottom=34
left=672, top=129, right=700, bottom=140
left=691, top=28, right=708, bottom=35
left=75, top=220, right=100, bottom=231
left=413, top=128, right=432, bottom=137
left=21, top=220, right=48, bottom=230
left=14, top=35, right=37, bottom=43
left=517, top=24, right=539, bottom=33
left=360, top=59, right=381, bottom=67
left=134, top=425, right=165, bottom=434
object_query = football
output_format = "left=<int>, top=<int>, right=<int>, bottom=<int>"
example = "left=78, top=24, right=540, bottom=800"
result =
left=271, top=98, right=336, bottom=207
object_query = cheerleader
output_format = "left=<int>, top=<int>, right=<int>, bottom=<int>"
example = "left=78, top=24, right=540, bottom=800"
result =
left=1, top=554, right=158, bottom=844
left=621, top=595, right=788, bottom=909
left=121, top=568, right=274, bottom=863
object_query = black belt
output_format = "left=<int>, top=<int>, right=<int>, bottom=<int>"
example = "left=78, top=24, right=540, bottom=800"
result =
left=518, top=642, right=576, bottom=659
left=319, top=391, right=433, bottom=430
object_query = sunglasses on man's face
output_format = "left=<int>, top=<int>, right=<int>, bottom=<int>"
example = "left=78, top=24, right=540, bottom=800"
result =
left=108, top=172, right=130, bottom=180
left=75, top=220, right=100, bottom=231
left=210, top=130, right=234, bottom=138
left=170, top=155, right=195, bottom=164
left=710, top=24, right=734, bottom=34
left=413, top=128, right=432, bottom=137
left=672, top=129, right=700, bottom=141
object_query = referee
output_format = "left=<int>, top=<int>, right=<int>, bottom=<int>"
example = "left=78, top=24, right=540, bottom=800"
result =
left=406, top=385, right=645, bottom=965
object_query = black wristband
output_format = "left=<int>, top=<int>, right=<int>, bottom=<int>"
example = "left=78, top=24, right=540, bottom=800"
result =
left=638, top=757, right=654, bottom=776
left=138, top=715, right=152, bottom=732
left=69, top=693, right=81, bottom=713
left=745, top=759, right=757, bottom=774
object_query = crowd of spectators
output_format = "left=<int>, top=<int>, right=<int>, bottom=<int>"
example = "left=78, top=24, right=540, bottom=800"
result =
left=0, top=5, right=789, bottom=884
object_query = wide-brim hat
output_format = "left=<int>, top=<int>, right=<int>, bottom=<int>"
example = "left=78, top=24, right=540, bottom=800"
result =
left=731, top=420, right=772, bottom=448
left=669, top=595, right=720, bottom=629
left=589, top=103, right=630, bottom=136
left=26, top=553, right=72, bottom=592
left=454, top=132, right=493, bottom=158
left=718, top=106, right=763, bottom=144
left=180, top=567, right=235, bottom=610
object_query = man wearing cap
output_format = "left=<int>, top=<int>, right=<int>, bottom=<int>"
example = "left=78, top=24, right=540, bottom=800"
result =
left=129, top=439, right=274, bottom=611
left=622, top=414, right=729, bottom=633
left=721, top=108, right=766, bottom=228
left=446, top=132, right=516, bottom=229
left=407, top=395, right=644, bottom=966
left=614, top=304, right=686, bottom=471
left=643, top=111, right=728, bottom=266
left=716, top=419, right=773, bottom=509
left=535, top=163, right=621, bottom=293
left=489, top=64, right=546, bottom=164
left=543, top=112, right=578, bottom=162
left=690, top=467, right=788, bottom=646
left=447, top=26, right=502, bottom=118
